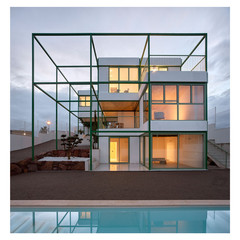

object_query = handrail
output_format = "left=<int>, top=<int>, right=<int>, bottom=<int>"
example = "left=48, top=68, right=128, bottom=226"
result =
left=208, top=140, right=229, bottom=154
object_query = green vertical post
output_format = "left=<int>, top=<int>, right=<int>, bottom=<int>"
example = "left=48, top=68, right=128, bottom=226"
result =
left=147, top=34, right=152, bottom=170
left=77, top=94, right=79, bottom=135
left=32, top=34, right=35, bottom=161
left=69, top=85, right=71, bottom=137
left=56, top=68, right=58, bottom=149
left=90, top=35, right=93, bottom=170
left=205, top=34, right=208, bottom=72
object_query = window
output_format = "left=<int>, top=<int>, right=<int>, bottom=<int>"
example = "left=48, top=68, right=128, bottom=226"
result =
left=109, top=67, right=139, bottom=93
left=152, top=136, right=178, bottom=169
left=150, top=66, right=168, bottom=72
left=79, top=96, right=90, bottom=107
left=151, top=134, right=205, bottom=169
left=179, top=86, right=190, bottom=103
left=151, top=84, right=205, bottom=120
left=179, top=85, right=204, bottom=120
left=179, top=134, right=204, bottom=168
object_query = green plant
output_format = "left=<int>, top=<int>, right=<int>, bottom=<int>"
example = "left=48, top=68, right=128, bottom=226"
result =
left=61, top=134, right=83, bottom=160
left=39, top=126, right=48, bottom=134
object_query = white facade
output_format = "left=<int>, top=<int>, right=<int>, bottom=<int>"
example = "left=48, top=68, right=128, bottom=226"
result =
left=78, top=57, right=207, bottom=169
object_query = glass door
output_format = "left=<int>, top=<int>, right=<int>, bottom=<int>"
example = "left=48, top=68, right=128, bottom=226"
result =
left=110, top=138, right=129, bottom=163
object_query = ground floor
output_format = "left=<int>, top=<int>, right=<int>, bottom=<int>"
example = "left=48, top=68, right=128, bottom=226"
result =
left=97, top=132, right=207, bottom=170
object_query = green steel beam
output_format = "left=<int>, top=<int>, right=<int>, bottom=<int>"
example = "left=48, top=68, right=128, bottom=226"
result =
left=91, top=35, right=98, bottom=65
left=35, top=80, right=207, bottom=85
left=34, top=36, right=57, bottom=68
left=90, top=34, right=93, bottom=171
left=34, top=84, right=79, bottom=119
left=33, top=33, right=207, bottom=36
left=150, top=54, right=205, bottom=57
left=32, top=34, right=35, bottom=161
left=69, top=85, right=71, bottom=137
left=181, top=35, right=206, bottom=67
left=56, top=68, right=58, bottom=150
left=34, top=35, right=79, bottom=97
left=139, top=36, right=148, bottom=66
left=147, top=34, right=152, bottom=170
left=57, top=68, right=78, bottom=96
left=35, top=81, right=146, bottom=84
left=205, top=33, right=208, bottom=72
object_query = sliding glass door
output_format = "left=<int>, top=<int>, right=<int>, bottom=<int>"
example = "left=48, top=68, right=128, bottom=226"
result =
left=109, top=138, right=129, bottom=163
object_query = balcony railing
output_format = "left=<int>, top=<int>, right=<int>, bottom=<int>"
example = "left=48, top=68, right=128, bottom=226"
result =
left=99, top=116, right=140, bottom=129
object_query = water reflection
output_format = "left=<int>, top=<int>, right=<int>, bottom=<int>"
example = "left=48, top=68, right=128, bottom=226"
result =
left=10, top=206, right=230, bottom=233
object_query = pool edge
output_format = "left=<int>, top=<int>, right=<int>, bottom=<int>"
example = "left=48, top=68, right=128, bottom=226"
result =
left=10, top=200, right=230, bottom=207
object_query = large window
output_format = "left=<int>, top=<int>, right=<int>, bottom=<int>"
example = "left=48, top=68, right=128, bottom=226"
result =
left=179, top=134, right=204, bottom=168
left=110, top=138, right=129, bottom=163
left=151, top=84, right=205, bottom=120
left=152, top=136, right=178, bottom=168
left=152, top=134, right=205, bottom=169
left=79, top=96, right=90, bottom=107
left=109, top=67, right=139, bottom=93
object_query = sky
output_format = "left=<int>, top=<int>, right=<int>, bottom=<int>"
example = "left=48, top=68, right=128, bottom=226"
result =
left=10, top=7, right=230, bottom=131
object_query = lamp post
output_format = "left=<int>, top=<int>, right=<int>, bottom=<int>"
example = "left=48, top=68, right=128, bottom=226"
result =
left=46, top=120, right=51, bottom=134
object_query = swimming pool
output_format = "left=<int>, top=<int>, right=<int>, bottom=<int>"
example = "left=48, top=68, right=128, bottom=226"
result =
left=10, top=206, right=230, bottom=233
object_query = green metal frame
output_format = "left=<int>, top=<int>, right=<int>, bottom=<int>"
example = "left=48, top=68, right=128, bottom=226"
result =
left=32, top=33, right=208, bottom=172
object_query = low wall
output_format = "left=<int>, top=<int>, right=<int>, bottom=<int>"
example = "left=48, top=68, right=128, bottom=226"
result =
left=208, top=124, right=230, bottom=144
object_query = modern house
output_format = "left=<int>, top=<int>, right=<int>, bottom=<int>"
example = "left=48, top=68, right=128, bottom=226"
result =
left=32, top=33, right=208, bottom=171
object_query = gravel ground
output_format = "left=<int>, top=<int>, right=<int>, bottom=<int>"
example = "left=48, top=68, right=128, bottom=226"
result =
left=10, top=169, right=230, bottom=200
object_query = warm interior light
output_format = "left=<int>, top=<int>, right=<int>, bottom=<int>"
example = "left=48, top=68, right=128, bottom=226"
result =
left=46, top=121, right=51, bottom=125
left=151, top=67, right=158, bottom=72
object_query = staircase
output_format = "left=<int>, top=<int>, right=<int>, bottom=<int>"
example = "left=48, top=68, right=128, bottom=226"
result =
left=208, top=140, right=230, bottom=168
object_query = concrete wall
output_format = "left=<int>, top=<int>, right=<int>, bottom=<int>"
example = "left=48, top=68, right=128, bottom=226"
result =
left=151, top=121, right=207, bottom=132
left=130, top=137, right=139, bottom=163
left=99, top=137, right=109, bottom=164
left=208, top=123, right=230, bottom=144
left=144, top=71, right=208, bottom=82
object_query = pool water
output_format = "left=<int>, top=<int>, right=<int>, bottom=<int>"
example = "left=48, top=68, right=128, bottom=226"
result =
left=10, top=206, right=230, bottom=233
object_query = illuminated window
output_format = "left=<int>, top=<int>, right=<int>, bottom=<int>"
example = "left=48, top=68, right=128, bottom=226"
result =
left=150, top=66, right=168, bottom=72
left=179, top=105, right=204, bottom=120
left=179, top=86, right=190, bottom=103
left=179, top=134, right=204, bottom=168
left=152, top=104, right=177, bottom=120
left=165, top=85, right=177, bottom=103
left=192, top=86, right=204, bottom=103
left=109, top=68, right=118, bottom=80
left=80, top=211, right=91, bottom=219
left=152, top=85, right=163, bottom=103
left=151, top=84, right=205, bottom=121
left=79, top=96, right=90, bottom=107
left=109, top=67, right=139, bottom=93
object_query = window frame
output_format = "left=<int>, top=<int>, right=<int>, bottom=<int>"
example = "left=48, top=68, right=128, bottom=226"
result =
left=151, top=83, right=206, bottom=121
left=108, top=66, right=139, bottom=93
left=79, top=95, right=90, bottom=107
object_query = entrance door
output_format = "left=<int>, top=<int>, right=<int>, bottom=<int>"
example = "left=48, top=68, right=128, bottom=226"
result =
left=110, top=138, right=129, bottom=163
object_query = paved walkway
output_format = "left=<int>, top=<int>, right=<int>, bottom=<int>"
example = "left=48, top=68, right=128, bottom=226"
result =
left=11, top=169, right=229, bottom=200
left=10, top=140, right=89, bottom=163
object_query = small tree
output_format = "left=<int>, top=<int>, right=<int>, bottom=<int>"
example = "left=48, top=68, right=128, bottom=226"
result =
left=39, top=126, right=48, bottom=134
left=61, top=134, right=83, bottom=160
